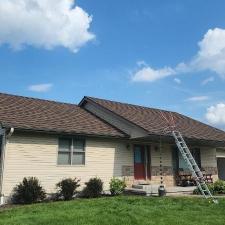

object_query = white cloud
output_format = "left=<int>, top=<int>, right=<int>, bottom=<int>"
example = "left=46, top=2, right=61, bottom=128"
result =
left=136, top=60, right=148, bottom=67
left=201, top=76, right=215, bottom=86
left=174, top=78, right=181, bottom=84
left=28, top=83, right=53, bottom=92
left=186, top=96, right=209, bottom=102
left=206, top=103, right=225, bottom=127
left=192, top=28, right=225, bottom=77
left=0, top=0, right=94, bottom=52
left=132, top=65, right=175, bottom=82
left=132, top=27, right=225, bottom=82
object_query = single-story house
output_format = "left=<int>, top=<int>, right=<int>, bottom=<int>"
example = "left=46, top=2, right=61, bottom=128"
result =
left=0, top=92, right=225, bottom=203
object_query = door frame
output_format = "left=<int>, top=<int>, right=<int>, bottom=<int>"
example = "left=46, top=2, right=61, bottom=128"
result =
left=133, top=144, right=151, bottom=180
left=217, top=157, right=225, bottom=181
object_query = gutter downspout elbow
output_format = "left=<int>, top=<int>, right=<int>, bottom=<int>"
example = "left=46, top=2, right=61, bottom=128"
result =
left=6, top=127, right=14, bottom=139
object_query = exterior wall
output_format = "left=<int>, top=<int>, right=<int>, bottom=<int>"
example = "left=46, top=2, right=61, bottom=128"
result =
left=200, top=147, right=218, bottom=181
left=1, top=131, right=220, bottom=198
left=150, top=143, right=174, bottom=186
left=2, top=132, right=133, bottom=197
left=0, top=138, right=2, bottom=188
left=149, top=144, right=219, bottom=186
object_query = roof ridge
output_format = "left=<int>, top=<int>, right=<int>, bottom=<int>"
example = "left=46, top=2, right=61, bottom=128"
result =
left=0, top=92, right=77, bottom=107
left=85, top=96, right=176, bottom=114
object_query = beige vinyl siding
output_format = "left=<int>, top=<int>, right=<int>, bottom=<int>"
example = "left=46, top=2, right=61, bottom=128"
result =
left=2, top=132, right=221, bottom=196
left=216, top=148, right=225, bottom=158
left=151, top=144, right=172, bottom=167
left=200, top=147, right=218, bottom=181
left=200, top=147, right=217, bottom=167
left=150, top=144, right=174, bottom=186
left=2, top=132, right=133, bottom=196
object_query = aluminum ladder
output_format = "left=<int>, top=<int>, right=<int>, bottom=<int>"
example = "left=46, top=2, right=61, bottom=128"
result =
left=172, top=130, right=218, bottom=204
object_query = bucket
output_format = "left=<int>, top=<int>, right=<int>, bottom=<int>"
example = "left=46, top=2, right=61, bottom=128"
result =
left=158, top=185, right=166, bottom=197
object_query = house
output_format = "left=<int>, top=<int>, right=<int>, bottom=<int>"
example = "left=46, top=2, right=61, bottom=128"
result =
left=0, top=92, right=225, bottom=203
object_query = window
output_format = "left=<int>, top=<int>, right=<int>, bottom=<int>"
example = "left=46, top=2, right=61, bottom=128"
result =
left=58, top=138, right=85, bottom=165
left=191, top=148, right=201, bottom=169
left=177, top=147, right=201, bottom=171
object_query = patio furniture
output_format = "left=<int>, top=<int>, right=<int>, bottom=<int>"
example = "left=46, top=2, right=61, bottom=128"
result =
left=176, top=170, right=213, bottom=186
left=176, top=171, right=195, bottom=186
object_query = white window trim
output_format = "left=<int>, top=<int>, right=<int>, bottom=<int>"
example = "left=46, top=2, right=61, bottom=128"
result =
left=57, top=137, right=86, bottom=166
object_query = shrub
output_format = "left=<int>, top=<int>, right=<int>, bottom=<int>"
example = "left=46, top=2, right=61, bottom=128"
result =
left=193, top=187, right=199, bottom=195
left=12, top=177, right=46, bottom=204
left=193, top=180, right=225, bottom=195
left=213, top=180, right=225, bottom=194
left=193, top=183, right=214, bottom=195
left=82, top=177, right=103, bottom=198
left=56, top=178, right=80, bottom=200
left=109, top=177, right=126, bottom=196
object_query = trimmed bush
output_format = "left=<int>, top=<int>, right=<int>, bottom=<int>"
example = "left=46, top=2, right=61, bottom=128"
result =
left=193, top=186, right=200, bottom=195
left=82, top=177, right=103, bottom=198
left=109, top=177, right=126, bottom=196
left=12, top=177, right=46, bottom=204
left=213, top=180, right=225, bottom=194
left=56, top=178, right=80, bottom=200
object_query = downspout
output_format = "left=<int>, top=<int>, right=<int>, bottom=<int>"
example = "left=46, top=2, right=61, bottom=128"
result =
left=7, top=128, right=14, bottom=139
left=0, top=127, right=14, bottom=205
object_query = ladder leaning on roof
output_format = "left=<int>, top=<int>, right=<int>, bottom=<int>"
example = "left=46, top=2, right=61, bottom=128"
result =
left=160, top=111, right=218, bottom=204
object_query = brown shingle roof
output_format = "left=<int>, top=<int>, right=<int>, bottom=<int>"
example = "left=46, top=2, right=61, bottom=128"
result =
left=0, top=93, right=126, bottom=138
left=86, top=96, right=225, bottom=143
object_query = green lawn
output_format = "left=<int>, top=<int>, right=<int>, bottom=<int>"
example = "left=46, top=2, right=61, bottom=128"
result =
left=0, top=196, right=225, bottom=225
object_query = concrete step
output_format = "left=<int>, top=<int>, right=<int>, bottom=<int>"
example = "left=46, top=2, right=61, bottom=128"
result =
left=127, top=185, right=196, bottom=196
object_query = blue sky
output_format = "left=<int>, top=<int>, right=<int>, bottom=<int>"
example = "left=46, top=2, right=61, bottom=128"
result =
left=0, top=0, right=225, bottom=129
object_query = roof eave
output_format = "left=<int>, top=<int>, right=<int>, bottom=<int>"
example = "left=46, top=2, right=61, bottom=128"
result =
left=132, top=133, right=225, bottom=147
left=3, top=126, right=129, bottom=140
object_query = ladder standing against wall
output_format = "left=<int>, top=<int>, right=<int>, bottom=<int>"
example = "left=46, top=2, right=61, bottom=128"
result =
left=160, top=111, right=218, bottom=204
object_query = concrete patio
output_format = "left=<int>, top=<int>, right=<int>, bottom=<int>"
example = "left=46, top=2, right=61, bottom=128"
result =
left=125, top=184, right=196, bottom=196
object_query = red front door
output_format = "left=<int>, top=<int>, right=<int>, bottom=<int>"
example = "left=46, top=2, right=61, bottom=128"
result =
left=134, top=145, right=146, bottom=180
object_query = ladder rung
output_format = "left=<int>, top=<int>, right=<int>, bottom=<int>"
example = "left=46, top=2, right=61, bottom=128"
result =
left=187, top=158, right=196, bottom=162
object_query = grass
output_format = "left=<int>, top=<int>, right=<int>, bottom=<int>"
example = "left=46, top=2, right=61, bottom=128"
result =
left=0, top=196, right=225, bottom=225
